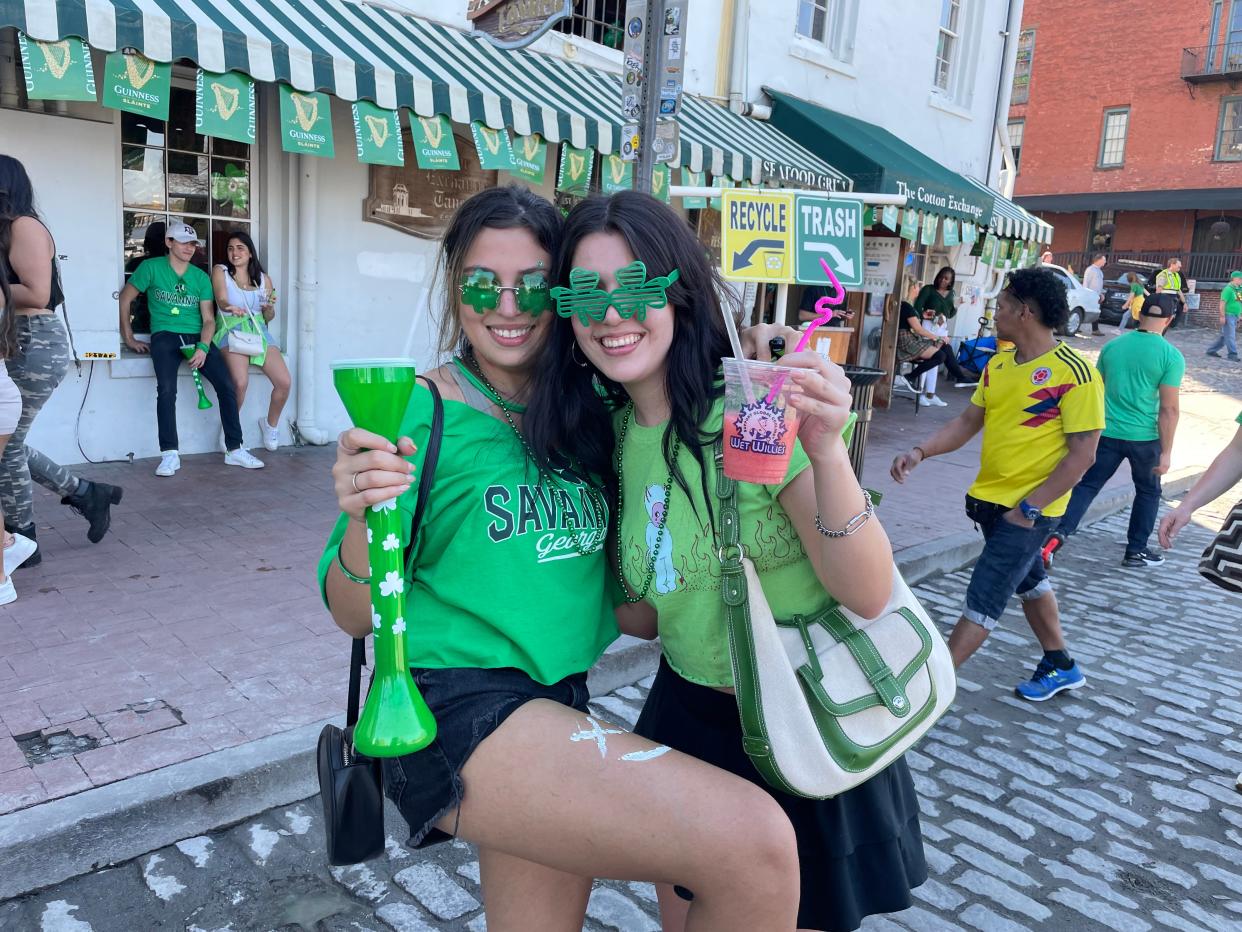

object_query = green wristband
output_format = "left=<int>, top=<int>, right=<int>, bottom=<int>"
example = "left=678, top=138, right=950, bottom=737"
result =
left=196, top=341, right=209, bottom=354
left=335, top=544, right=371, bottom=585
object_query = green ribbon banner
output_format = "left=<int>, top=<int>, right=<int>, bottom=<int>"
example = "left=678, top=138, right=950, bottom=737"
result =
left=195, top=69, right=256, bottom=145
left=681, top=169, right=707, bottom=209
left=278, top=85, right=334, bottom=157
left=961, top=221, right=978, bottom=246
left=900, top=208, right=919, bottom=242
left=352, top=101, right=404, bottom=166
left=411, top=114, right=460, bottom=170
left=881, top=205, right=899, bottom=231
left=101, top=51, right=170, bottom=118
left=998, top=239, right=1013, bottom=262
left=18, top=34, right=96, bottom=102
left=509, top=134, right=549, bottom=184
left=710, top=176, right=736, bottom=211
left=651, top=164, right=671, bottom=203
left=557, top=145, right=594, bottom=195
left=600, top=154, right=633, bottom=194
left=1026, top=241, right=1039, bottom=267
left=981, top=233, right=998, bottom=265
left=471, top=121, right=514, bottom=171
left=920, top=213, right=939, bottom=246
left=942, top=218, right=960, bottom=247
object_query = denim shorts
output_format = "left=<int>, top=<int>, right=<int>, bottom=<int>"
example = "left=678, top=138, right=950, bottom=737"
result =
left=963, top=497, right=1057, bottom=630
left=382, top=666, right=591, bottom=849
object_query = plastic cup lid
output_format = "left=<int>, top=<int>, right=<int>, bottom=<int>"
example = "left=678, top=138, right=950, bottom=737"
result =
left=330, top=358, right=417, bottom=370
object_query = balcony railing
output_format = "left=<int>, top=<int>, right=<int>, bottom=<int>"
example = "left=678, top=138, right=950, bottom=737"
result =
left=1182, top=43, right=1242, bottom=83
left=1047, top=250, right=1242, bottom=287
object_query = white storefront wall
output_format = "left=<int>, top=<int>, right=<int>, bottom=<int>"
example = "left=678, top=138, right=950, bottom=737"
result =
left=9, top=0, right=1021, bottom=464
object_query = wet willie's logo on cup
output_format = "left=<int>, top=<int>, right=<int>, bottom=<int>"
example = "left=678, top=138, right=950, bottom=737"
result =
left=730, top=400, right=789, bottom=456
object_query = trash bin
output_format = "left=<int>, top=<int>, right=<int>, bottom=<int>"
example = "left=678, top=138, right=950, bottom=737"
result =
left=842, top=365, right=886, bottom=480
left=1185, top=292, right=1201, bottom=311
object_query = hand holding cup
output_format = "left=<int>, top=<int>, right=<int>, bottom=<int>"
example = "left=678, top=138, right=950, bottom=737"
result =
left=333, top=428, right=416, bottom=522
left=782, top=351, right=854, bottom=460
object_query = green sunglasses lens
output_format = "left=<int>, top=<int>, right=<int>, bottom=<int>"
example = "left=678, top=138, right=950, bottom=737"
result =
left=517, top=271, right=551, bottom=316
left=461, top=269, right=500, bottom=313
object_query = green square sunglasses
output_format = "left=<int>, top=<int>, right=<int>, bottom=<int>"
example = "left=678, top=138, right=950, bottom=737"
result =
left=460, top=267, right=552, bottom=316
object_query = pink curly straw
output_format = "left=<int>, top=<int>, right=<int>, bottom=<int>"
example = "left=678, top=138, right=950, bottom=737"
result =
left=766, top=258, right=846, bottom=403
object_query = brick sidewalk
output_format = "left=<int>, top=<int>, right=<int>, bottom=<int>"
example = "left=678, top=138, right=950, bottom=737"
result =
left=1, top=327, right=1239, bottom=815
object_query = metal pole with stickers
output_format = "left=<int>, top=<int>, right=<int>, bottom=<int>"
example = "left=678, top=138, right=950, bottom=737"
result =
left=622, top=0, right=687, bottom=194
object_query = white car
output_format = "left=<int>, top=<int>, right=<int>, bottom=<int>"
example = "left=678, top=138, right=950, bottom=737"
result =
left=1040, top=263, right=1101, bottom=337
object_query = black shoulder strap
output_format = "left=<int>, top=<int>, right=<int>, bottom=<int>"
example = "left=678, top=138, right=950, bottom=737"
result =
left=347, top=375, right=445, bottom=725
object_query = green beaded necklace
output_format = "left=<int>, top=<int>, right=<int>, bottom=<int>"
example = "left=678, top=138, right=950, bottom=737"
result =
left=456, top=353, right=607, bottom=557
left=614, top=402, right=680, bottom=604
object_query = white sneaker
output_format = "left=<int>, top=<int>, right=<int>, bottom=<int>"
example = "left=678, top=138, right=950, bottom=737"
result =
left=893, top=375, right=915, bottom=393
left=224, top=448, right=265, bottom=469
left=918, top=394, right=933, bottom=407
left=259, top=417, right=280, bottom=452
left=156, top=451, right=181, bottom=477
left=0, top=576, right=15, bottom=606
left=3, top=534, right=37, bottom=575
left=926, top=395, right=948, bottom=407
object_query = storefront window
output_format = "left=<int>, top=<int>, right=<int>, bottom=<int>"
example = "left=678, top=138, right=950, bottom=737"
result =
left=121, top=84, right=253, bottom=336
left=554, top=0, right=625, bottom=50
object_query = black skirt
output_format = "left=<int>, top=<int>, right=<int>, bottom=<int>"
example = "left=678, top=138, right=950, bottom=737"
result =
left=635, top=657, right=928, bottom=932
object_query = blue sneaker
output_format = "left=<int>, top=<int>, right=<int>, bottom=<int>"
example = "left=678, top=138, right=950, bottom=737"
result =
left=1015, top=659, right=1086, bottom=701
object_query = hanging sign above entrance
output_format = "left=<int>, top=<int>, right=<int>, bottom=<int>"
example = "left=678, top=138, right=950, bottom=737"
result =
left=793, top=195, right=863, bottom=288
left=720, top=189, right=795, bottom=283
left=468, top=0, right=574, bottom=49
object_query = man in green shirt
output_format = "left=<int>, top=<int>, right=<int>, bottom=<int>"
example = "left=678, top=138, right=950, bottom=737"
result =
left=119, top=220, right=263, bottom=476
left=1205, top=269, right=1241, bottom=361
left=1053, top=294, right=1184, bottom=567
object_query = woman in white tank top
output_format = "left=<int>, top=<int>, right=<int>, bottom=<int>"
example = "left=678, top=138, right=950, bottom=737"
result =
left=211, top=231, right=292, bottom=453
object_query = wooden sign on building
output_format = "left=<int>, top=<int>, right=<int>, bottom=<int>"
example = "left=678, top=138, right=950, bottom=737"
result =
left=468, top=0, right=574, bottom=49
left=364, top=129, right=498, bottom=239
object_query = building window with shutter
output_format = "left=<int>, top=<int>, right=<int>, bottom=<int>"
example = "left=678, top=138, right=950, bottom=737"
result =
left=1216, top=96, right=1242, bottom=161
left=1097, top=107, right=1130, bottom=168
left=1011, top=28, right=1035, bottom=104
left=1007, top=119, right=1025, bottom=172
left=934, top=0, right=962, bottom=92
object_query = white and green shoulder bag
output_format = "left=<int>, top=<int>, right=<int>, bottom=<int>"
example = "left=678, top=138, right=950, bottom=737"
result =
left=714, top=445, right=956, bottom=799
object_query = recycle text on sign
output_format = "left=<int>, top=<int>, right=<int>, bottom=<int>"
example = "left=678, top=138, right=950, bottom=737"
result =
left=720, top=189, right=795, bottom=283
left=793, top=195, right=863, bottom=288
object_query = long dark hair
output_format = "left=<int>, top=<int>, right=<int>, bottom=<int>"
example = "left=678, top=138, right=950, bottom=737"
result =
left=933, top=265, right=956, bottom=291
left=224, top=230, right=265, bottom=286
left=435, top=185, right=562, bottom=358
left=0, top=155, right=37, bottom=219
left=0, top=235, right=14, bottom=359
left=527, top=190, right=735, bottom=508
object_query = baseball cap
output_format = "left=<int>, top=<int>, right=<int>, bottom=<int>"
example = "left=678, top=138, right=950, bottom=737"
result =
left=166, top=220, right=202, bottom=245
left=1140, top=293, right=1179, bottom=318
left=1229, top=270, right=1242, bottom=280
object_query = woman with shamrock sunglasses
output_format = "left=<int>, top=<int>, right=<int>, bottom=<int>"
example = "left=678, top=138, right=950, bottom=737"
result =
left=527, top=191, right=927, bottom=932
left=320, top=185, right=804, bottom=931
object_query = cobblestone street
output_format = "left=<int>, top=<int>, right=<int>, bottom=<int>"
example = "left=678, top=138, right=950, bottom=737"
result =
left=2, top=487, right=1240, bottom=932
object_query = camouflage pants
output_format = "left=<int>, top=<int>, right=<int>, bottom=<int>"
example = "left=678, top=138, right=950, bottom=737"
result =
left=0, top=314, right=80, bottom=528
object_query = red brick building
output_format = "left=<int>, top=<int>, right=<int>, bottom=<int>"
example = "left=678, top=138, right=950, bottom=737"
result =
left=1009, top=0, right=1242, bottom=303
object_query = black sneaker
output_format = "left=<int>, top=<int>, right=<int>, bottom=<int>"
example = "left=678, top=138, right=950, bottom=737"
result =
left=1122, top=548, right=1165, bottom=567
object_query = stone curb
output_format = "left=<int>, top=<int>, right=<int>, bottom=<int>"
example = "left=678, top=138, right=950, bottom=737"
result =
left=0, top=466, right=1205, bottom=902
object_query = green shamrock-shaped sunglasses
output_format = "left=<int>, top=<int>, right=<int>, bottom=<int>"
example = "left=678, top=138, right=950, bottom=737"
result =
left=460, top=268, right=552, bottom=316
left=550, top=260, right=681, bottom=326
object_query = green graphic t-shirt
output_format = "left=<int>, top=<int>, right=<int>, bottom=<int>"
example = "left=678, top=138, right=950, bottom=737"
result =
left=1097, top=331, right=1185, bottom=442
left=616, top=397, right=849, bottom=687
left=1223, top=284, right=1242, bottom=317
left=128, top=257, right=213, bottom=335
left=317, top=383, right=617, bottom=686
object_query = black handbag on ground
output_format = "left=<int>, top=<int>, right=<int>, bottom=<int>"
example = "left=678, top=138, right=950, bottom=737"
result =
left=317, top=377, right=444, bottom=866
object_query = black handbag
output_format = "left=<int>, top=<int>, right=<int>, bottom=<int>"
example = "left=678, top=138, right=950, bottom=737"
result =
left=317, top=376, right=444, bottom=866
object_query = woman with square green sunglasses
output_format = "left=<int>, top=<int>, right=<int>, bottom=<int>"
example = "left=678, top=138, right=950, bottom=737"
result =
left=320, top=185, right=803, bottom=931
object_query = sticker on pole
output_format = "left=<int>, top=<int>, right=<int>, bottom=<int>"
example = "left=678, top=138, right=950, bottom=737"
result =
left=794, top=195, right=863, bottom=288
left=721, top=189, right=795, bottom=283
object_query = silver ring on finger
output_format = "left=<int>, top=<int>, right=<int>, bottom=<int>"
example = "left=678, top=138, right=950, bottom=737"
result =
left=351, top=471, right=363, bottom=494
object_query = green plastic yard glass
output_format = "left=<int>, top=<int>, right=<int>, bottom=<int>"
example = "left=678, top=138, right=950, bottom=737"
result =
left=331, top=358, right=436, bottom=757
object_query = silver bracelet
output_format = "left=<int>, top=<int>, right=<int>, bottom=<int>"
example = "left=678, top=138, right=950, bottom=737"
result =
left=814, top=489, right=874, bottom=539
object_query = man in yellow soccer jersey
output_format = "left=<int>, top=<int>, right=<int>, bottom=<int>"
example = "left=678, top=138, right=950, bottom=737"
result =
left=891, top=268, right=1105, bottom=701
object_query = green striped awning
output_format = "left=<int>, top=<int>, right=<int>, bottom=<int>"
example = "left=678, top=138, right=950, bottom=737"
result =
left=2, top=0, right=847, bottom=187
left=965, top=177, right=1054, bottom=244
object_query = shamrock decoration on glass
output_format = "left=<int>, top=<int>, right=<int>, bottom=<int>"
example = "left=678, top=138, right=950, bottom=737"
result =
left=550, top=260, right=681, bottom=326
left=459, top=268, right=551, bottom=317
left=211, top=162, right=249, bottom=215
